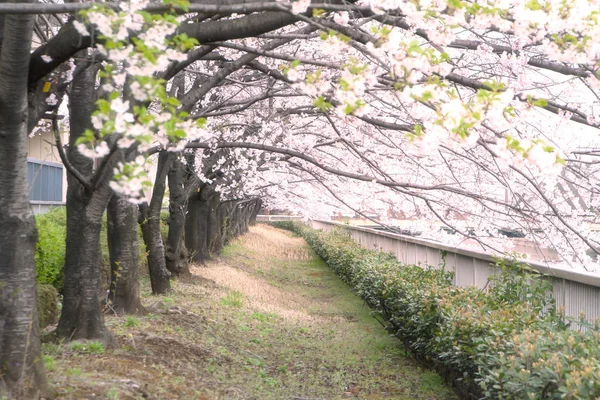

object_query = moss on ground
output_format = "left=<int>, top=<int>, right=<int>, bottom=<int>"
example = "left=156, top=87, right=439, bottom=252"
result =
left=43, top=224, right=456, bottom=400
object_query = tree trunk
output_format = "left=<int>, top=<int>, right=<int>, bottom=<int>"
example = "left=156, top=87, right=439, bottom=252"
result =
left=217, top=201, right=227, bottom=245
left=231, top=203, right=242, bottom=237
left=220, top=202, right=235, bottom=245
left=59, top=198, right=111, bottom=341
left=0, top=12, right=48, bottom=398
left=239, top=204, right=250, bottom=234
left=165, top=158, right=190, bottom=277
left=212, top=198, right=225, bottom=254
left=207, top=193, right=222, bottom=255
left=57, top=60, right=112, bottom=343
left=107, top=194, right=144, bottom=315
left=139, top=152, right=172, bottom=294
left=185, top=186, right=211, bottom=263
left=250, top=199, right=263, bottom=225
left=139, top=205, right=171, bottom=295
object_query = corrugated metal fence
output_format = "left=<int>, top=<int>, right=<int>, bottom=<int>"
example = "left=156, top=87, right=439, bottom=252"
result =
left=309, top=220, right=600, bottom=324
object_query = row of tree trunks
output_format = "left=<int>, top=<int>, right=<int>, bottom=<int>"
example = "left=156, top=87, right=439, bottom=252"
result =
left=249, top=199, right=263, bottom=226
left=183, top=196, right=263, bottom=264
left=0, top=12, right=265, bottom=397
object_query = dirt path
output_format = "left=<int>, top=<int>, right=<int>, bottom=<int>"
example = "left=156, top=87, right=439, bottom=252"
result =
left=44, top=224, right=456, bottom=400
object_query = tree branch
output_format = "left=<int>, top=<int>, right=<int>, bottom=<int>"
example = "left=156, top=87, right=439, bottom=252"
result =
left=51, top=113, right=93, bottom=191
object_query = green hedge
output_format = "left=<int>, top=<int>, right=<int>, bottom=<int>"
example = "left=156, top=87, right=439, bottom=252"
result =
left=35, top=208, right=66, bottom=292
left=34, top=207, right=111, bottom=292
left=274, top=221, right=600, bottom=399
left=34, top=207, right=158, bottom=292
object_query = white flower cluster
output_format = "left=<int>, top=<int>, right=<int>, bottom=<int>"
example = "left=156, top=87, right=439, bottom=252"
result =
left=276, top=0, right=310, bottom=15
left=334, top=64, right=378, bottom=116
left=109, top=156, right=150, bottom=202
left=77, top=141, right=110, bottom=159
left=74, top=2, right=198, bottom=202
left=491, top=137, right=563, bottom=176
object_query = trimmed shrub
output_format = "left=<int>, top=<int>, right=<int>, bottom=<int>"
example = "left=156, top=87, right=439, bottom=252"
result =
left=35, top=205, right=169, bottom=292
left=275, top=222, right=600, bottom=399
left=37, top=283, right=58, bottom=328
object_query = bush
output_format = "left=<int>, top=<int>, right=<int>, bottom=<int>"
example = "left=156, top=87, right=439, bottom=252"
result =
left=37, top=283, right=58, bottom=328
left=160, top=211, right=170, bottom=242
left=35, top=205, right=168, bottom=291
left=275, top=222, right=600, bottom=399
left=35, top=207, right=113, bottom=292
left=35, top=207, right=66, bottom=292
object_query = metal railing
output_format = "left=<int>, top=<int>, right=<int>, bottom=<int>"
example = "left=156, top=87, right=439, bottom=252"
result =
left=256, top=215, right=303, bottom=222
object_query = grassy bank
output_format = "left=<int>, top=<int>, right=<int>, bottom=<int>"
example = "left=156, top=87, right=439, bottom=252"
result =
left=43, top=224, right=456, bottom=399
left=275, top=221, right=600, bottom=399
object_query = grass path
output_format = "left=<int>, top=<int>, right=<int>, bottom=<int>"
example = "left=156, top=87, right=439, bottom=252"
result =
left=44, top=224, right=457, bottom=399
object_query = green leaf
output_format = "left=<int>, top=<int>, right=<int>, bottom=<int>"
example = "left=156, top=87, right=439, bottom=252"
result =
left=413, top=124, right=423, bottom=136
left=165, top=97, right=181, bottom=107
left=163, top=0, right=191, bottom=12
left=338, top=79, right=350, bottom=91
left=312, top=8, right=326, bottom=17
left=196, top=117, right=207, bottom=128
left=343, top=103, right=355, bottom=115
left=313, top=96, right=333, bottom=112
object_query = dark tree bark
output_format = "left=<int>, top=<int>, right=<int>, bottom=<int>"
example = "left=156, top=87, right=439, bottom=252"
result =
left=231, top=202, right=242, bottom=237
left=57, top=60, right=113, bottom=343
left=139, top=152, right=172, bottom=294
left=206, top=192, right=222, bottom=255
left=240, top=204, right=251, bottom=234
left=165, top=158, right=191, bottom=277
left=0, top=15, right=4, bottom=51
left=185, top=185, right=212, bottom=263
left=244, top=199, right=261, bottom=229
left=0, top=11, right=48, bottom=398
left=164, top=77, right=192, bottom=277
left=220, top=201, right=237, bottom=244
left=107, top=194, right=144, bottom=315
left=233, top=204, right=244, bottom=235
left=28, top=10, right=301, bottom=88
left=241, top=199, right=259, bottom=232
left=213, top=199, right=226, bottom=252
left=249, top=198, right=263, bottom=225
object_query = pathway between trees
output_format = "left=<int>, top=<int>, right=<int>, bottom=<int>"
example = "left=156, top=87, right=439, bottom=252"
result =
left=45, top=224, right=456, bottom=399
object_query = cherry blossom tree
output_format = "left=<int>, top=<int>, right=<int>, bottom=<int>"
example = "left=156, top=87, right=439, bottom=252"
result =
left=163, top=0, right=600, bottom=270
left=2, top=0, right=600, bottom=396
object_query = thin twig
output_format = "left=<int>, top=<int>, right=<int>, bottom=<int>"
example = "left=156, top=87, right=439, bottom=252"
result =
left=51, top=112, right=93, bottom=190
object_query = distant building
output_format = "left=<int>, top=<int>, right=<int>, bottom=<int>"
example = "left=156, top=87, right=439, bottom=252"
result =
left=28, top=17, right=68, bottom=214
left=27, top=125, right=67, bottom=213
